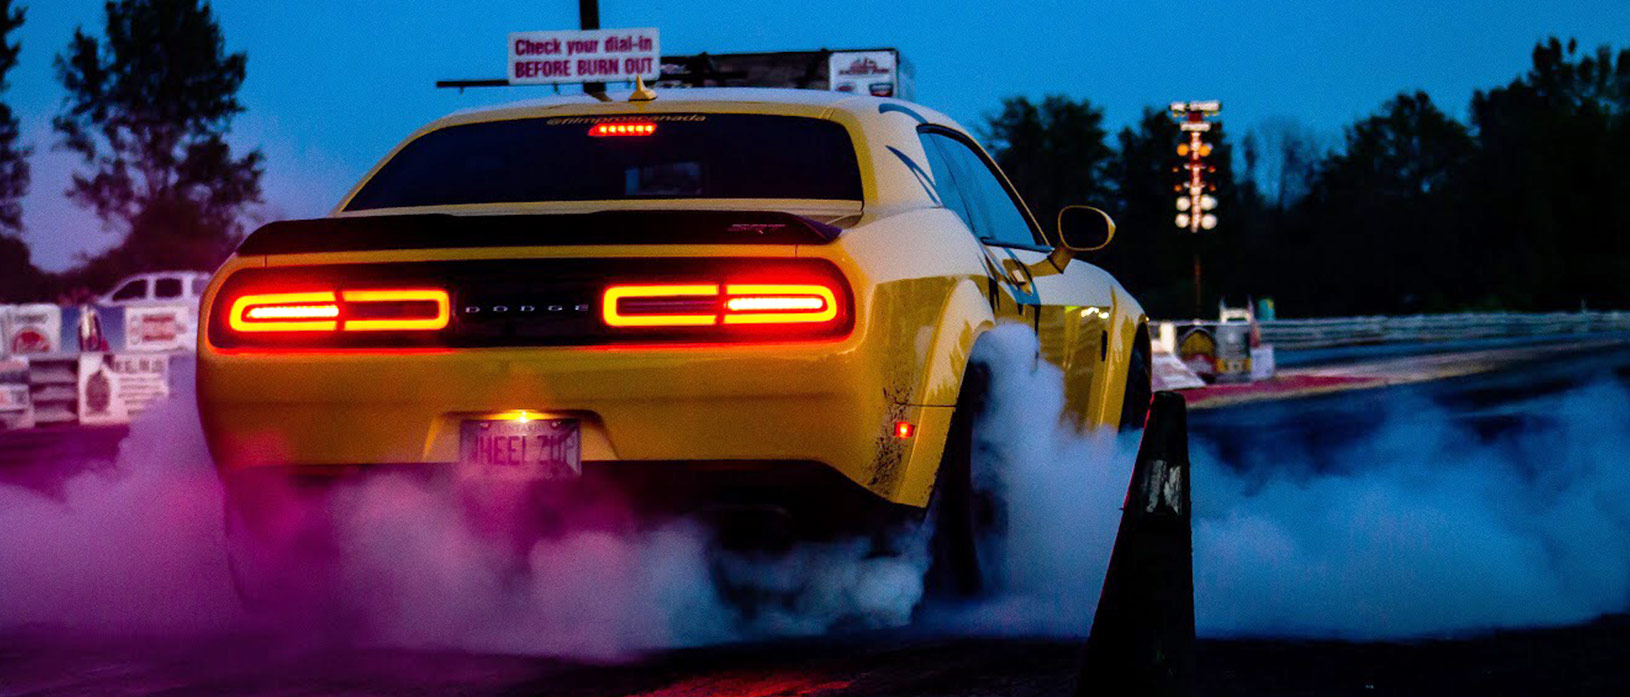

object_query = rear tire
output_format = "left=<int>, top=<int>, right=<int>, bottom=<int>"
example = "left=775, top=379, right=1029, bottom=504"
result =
left=1119, top=326, right=1153, bottom=432
left=925, top=362, right=994, bottom=597
left=221, top=482, right=345, bottom=615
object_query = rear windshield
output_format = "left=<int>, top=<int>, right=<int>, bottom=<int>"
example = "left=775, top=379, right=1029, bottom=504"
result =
left=345, top=114, right=863, bottom=211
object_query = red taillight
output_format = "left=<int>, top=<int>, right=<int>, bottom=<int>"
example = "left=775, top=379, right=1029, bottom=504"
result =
left=230, top=291, right=340, bottom=332
left=894, top=421, right=916, bottom=439
left=340, top=288, right=451, bottom=331
left=589, top=121, right=657, bottom=137
left=721, top=284, right=837, bottom=325
left=226, top=288, right=450, bottom=334
left=600, top=281, right=844, bottom=329
left=602, top=284, right=719, bottom=327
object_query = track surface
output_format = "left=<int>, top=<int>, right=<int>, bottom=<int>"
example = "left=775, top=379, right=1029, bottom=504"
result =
left=4, top=339, right=1630, bottom=696
left=3, top=619, right=1629, bottom=696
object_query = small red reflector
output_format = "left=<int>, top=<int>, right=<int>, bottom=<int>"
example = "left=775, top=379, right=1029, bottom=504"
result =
left=894, top=421, right=916, bottom=439
left=589, top=121, right=657, bottom=137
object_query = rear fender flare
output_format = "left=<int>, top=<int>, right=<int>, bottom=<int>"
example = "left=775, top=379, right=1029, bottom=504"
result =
left=892, top=278, right=995, bottom=507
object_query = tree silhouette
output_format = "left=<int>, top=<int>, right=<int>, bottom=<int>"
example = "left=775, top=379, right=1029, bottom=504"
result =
left=54, top=0, right=262, bottom=290
left=981, top=95, right=1114, bottom=229
left=1297, top=91, right=1474, bottom=313
left=1467, top=38, right=1630, bottom=310
left=0, top=0, right=35, bottom=302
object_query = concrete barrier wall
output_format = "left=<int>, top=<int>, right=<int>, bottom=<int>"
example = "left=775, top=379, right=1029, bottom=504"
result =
left=1254, top=311, right=1630, bottom=350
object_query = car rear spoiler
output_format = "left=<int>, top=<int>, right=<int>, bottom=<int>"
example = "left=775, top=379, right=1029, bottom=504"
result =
left=235, top=210, right=843, bottom=255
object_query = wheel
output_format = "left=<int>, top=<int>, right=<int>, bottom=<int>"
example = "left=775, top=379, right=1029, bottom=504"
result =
left=220, top=480, right=345, bottom=615
left=924, top=361, right=999, bottom=597
left=1118, top=326, right=1153, bottom=432
left=222, top=495, right=286, bottom=612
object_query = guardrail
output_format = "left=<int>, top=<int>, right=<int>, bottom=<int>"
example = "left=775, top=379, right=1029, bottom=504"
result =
left=1254, top=311, right=1630, bottom=350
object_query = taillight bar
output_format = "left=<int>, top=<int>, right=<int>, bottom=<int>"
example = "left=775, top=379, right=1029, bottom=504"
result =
left=227, top=287, right=450, bottom=334
left=602, top=282, right=843, bottom=328
left=340, top=289, right=451, bottom=331
left=721, top=284, right=838, bottom=325
left=602, top=284, right=719, bottom=327
left=230, top=291, right=340, bottom=332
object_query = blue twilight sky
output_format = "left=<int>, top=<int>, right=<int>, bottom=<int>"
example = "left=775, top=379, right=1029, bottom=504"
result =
left=8, top=0, right=1629, bottom=270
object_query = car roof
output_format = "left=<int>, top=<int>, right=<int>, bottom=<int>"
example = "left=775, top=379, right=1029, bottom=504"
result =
left=438, top=87, right=968, bottom=133
left=115, top=271, right=208, bottom=284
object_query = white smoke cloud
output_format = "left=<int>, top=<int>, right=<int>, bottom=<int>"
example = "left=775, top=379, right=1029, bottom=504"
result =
left=3, top=329, right=1629, bottom=654
left=1192, top=380, right=1630, bottom=638
left=0, top=360, right=244, bottom=634
left=918, top=324, right=1134, bottom=636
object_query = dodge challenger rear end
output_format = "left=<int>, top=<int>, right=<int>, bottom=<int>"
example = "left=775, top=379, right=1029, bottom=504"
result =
left=199, top=88, right=1149, bottom=590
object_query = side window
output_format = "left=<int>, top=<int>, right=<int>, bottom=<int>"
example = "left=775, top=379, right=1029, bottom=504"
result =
left=154, top=277, right=183, bottom=299
left=110, top=279, right=148, bottom=301
left=915, top=134, right=974, bottom=234
left=924, top=132, right=1042, bottom=247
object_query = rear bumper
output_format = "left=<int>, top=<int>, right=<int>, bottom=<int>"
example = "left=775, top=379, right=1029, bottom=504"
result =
left=197, top=342, right=953, bottom=506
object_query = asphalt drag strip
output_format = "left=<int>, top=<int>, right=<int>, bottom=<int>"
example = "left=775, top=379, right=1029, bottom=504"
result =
left=2, top=619, right=1627, bottom=696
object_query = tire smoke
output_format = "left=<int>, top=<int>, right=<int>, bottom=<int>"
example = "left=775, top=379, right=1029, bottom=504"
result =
left=1192, top=377, right=1630, bottom=638
left=0, top=361, right=932, bottom=656
left=4, top=331, right=1627, bottom=654
left=918, top=325, right=1135, bottom=635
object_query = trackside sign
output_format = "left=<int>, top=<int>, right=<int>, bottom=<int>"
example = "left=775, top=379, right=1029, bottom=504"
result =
left=508, top=28, right=660, bottom=85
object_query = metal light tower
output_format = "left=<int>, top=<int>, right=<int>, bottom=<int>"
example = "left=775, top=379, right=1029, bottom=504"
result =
left=1170, top=100, right=1221, bottom=315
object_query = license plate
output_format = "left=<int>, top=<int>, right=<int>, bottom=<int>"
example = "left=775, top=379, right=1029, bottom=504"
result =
left=459, top=418, right=581, bottom=480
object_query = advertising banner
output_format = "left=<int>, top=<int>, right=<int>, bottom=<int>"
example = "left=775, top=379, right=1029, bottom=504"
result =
left=828, top=50, right=910, bottom=99
left=508, top=28, right=660, bottom=85
left=78, top=353, right=170, bottom=425
left=0, top=357, right=29, bottom=428
left=124, top=304, right=193, bottom=353
left=4, top=304, right=61, bottom=355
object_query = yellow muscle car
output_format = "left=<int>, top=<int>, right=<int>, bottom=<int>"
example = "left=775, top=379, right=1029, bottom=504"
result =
left=197, top=87, right=1151, bottom=596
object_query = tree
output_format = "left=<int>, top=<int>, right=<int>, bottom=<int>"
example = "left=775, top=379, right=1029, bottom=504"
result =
left=0, top=0, right=37, bottom=303
left=1243, top=117, right=1319, bottom=213
left=1295, top=91, right=1474, bottom=313
left=0, top=0, right=26, bottom=234
left=54, top=0, right=262, bottom=285
left=1096, top=108, right=1250, bottom=317
left=1098, top=108, right=1182, bottom=311
left=1467, top=38, right=1630, bottom=309
left=981, top=95, right=1114, bottom=228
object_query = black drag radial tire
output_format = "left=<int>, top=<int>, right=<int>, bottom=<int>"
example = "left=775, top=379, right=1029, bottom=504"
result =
left=222, top=497, right=274, bottom=612
left=221, top=486, right=346, bottom=615
left=924, top=362, right=990, bottom=598
left=1118, top=326, right=1153, bottom=432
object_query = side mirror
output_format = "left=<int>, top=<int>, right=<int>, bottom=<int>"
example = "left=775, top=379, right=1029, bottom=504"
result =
left=1057, top=205, right=1115, bottom=252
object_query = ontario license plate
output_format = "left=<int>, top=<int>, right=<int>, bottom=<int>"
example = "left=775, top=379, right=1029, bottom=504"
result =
left=459, top=418, right=581, bottom=480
